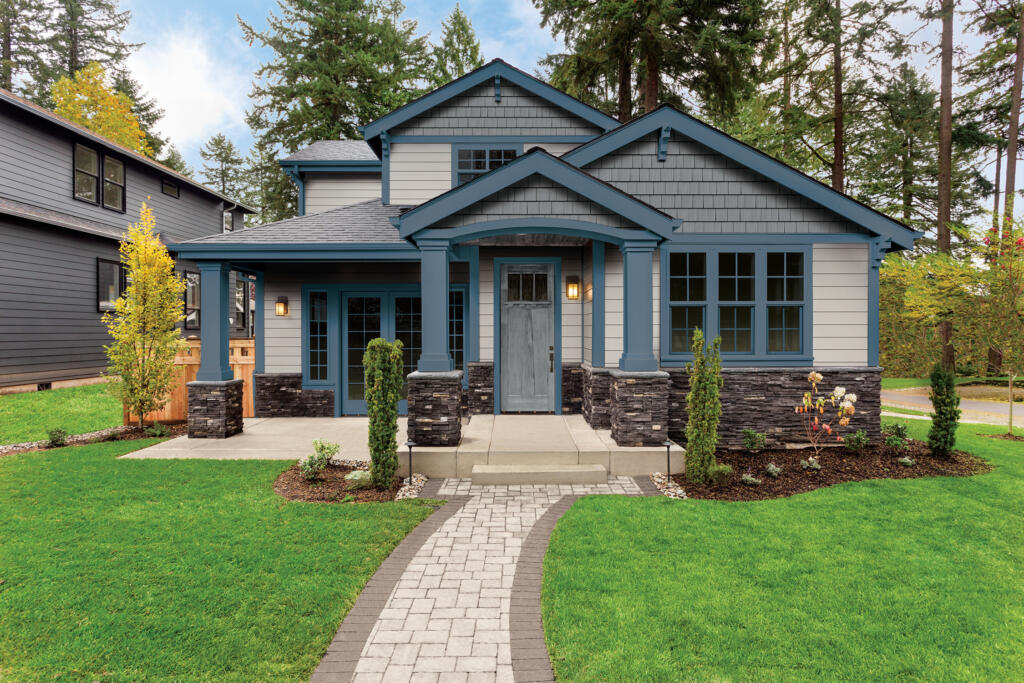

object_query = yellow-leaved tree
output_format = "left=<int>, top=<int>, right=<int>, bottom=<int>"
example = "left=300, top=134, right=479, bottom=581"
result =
left=52, top=62, right=152, bottom=156
left=103, top=202, right=186, bottom=426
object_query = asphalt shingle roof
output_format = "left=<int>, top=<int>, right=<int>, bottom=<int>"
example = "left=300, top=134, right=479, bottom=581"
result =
left=0, top=197, right=189, bottom=243
left=182, top=199, right=410, bottom=244
left=282, top=140, right=380, bottom=162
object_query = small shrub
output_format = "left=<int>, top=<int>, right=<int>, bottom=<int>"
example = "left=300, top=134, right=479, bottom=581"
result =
left=882, top=422, right=908, bottom=439
left=898, top=456, right=916, bottom=467
left=708, top=462, right=732, bottom=485
left=741, top=429, right=766, bottom=451
left=741, top=473, right=762, bottom=486
left=46, top=428, right=68, bottom=448
left=795, top=374, right=858, bottom=456
left=800, top=456, right=821, bottom=471
left=765, top=462, right=782, bottom=478
left=927, top=364, right=960, bottom=457
left=300, top=439, right=338, bottom=481
left=144, top=421, right=170, bottom=437
left=345, top=470, right=373, bottom=489
left=685, top=329, right=724, bottom=484
left=364, top=338, right=404, bottom=489
left=844, top=430, right=869, bottom=453
left=885, top=434, right=908, bottom=451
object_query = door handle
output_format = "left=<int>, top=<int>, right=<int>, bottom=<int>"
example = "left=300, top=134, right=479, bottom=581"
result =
left=549, top=351, right=554, bottom=372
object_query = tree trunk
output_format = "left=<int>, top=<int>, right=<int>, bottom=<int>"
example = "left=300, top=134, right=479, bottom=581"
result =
left=1003, top=8, right=1024, bottom=236
left=643, top=44, right=659, bottom=114
left=782, top=2, right=792, bottom=159
left=1, top=9, right=12, bottom=91
left=831, top=0, right=844, bottom=192
left=1009, top=375, right=1016, bottom=436
left=994, top=144, right=1002, bottom=233
left=938, top=0, right=954, bottom=371
left=617, top=48, right=632, bottom=122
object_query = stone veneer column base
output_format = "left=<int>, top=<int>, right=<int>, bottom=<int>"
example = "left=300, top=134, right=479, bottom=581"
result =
left=407, top=370, right=464, bottom=446
left=561, top=363, right=584, bottom=414
left=583, top=365, right=612, bottom=429
left=253, top=373, right=334, bottom=417
left=665, top=366, right=883, bottom=448
left=610, top=369, right=669, bottom=446
left=467, top=362, right=494, bottom=415
left=187, top=379, right=244, bottom=438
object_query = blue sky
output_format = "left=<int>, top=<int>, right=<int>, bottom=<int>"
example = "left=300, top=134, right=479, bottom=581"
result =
left=120, top=0, right=562, bottom=171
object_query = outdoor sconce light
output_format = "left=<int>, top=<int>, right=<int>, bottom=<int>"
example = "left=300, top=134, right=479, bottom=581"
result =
left=565, top=276, right=581, bottom=301
left=275, top=296, right=289, bottom=316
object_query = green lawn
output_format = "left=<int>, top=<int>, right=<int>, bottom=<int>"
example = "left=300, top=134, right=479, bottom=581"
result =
left=881, top=404, right=931, bottom=417
left=0, top=439, right=435, bottom=680
left=881, top=375, right=1005, bottom=390
left=0, top=383, right=122, bottom=445
left=542, top=420, right=1023, bottom=681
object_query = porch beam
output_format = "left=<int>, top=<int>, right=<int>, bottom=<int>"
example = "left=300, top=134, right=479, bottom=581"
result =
left=417, top=240, right=453, bottom=372
left=195, top=261, right=233, bottom=381
left=618, top=243, right=658, bottom=372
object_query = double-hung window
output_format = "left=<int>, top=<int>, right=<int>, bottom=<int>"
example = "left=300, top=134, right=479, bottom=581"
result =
left=663, top=247, right=810, bottom=362
left=74, top=144, right=99, bottom=203
left=454, top=146, right=518, bottom=186
left=97, top=258, right=126, bottom=312
left=102, top=156, right=125, bottom=211
left=74, top=144, right=126, bottom=211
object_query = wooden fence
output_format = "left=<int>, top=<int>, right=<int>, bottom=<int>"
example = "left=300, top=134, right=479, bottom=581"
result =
left=123, top=338, right=255, bottom=425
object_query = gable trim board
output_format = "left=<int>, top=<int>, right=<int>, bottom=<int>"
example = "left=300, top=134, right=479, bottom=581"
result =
left=563, top=105, right=922, bottom=251
left=360, top=60, right=620, bottom=144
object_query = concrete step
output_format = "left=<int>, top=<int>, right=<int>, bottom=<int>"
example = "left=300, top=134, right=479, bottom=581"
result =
left=471, top=463, right=608, bottom=485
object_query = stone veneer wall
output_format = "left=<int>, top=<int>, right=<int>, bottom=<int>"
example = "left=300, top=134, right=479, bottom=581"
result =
left=407, top=371, right=463, bottom=446
left=610, top=370, right=669, bottom=446
left=467, top=362, right=494, bottom=415
left=582, top=365, right=612, bottom=429
left=561, top=363, right=584, bottom=414
left=253, top=373, right=334, bottom=417
left=187, top=379, right=244, bottom=438
left=666, top=367, right=882, bottom=448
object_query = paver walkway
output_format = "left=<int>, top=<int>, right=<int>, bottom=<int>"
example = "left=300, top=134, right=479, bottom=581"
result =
left=312, top=477, right=643, bottom=682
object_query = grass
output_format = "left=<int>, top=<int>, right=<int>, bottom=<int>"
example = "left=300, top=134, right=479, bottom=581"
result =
left=881, top=375, right=1006, bottom=390
left=542, top=420, right=1023, bottom=681
left=881, top=404, right=931, bottom=417
left=0, top=439, right=435, bottom=680
left=0, top=383, right=122, bottom=445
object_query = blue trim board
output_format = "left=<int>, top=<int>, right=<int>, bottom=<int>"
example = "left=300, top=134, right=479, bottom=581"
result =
left=396, top=149, right=680, bottom=239
left=280, top=167, right=306, bottom=216
left=591, top=241, right=605, bottom=368
left=658, top=244, right=814, bottom=366
left=389, top=135, right=594, bottom=144
left=169, top=243, right=421, bottom=261
left=868, top=239, right=888, bottom=367
left=360, top=60, right=619, bottom=142
left=195, top=261, right=233, bottom=381
left=562, top=105, right=923, bottom=251
left=413, top=220, right=661, bottom=248
left=254, top=271, right=265, bottom=374
left=452, top=245, right=481, bottom=364
left=450, top=142, right=523, bottom=187
left=381, top=132, right=391, bottom=205
left=279, top=160, right=382, bottom=172
left=492, top=257, right=563, bottom=415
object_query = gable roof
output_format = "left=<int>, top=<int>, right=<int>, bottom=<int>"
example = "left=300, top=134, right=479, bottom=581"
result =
left=0, top=87, right=255, bottom=212
left=360, top=60, right=621, bottom=144
left=282, top=140, right=379, bottom=162
left=563, top=105, right=922, bottom=250
left=395, top=148, right=680, bottom=241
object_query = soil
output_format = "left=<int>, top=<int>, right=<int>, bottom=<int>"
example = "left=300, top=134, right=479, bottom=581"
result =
left=0, top=422, right=188, bottom=457
left=274, top=463, right=401, bottom=503
left=674, top=440, right=990, bottom=501
left=981, top=432, right=1024, bottom=442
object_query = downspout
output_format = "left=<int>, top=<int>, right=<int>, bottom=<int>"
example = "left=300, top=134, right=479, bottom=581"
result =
left=281, top=162, right=305, bottom=216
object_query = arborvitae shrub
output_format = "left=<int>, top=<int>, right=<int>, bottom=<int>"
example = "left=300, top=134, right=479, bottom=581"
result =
left=685, top=329, right=724, bottom=484
left=364, top=338, right=404, bottom=489
left=927, top=364, right=960, bottom=457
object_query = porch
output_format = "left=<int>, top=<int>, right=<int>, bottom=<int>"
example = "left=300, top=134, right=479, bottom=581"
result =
left=122, top=414, right=684, bottom=479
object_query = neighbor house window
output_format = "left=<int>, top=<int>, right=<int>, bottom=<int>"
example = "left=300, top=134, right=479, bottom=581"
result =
left=454, top=147, right=517, bottom=185
left=184, top=272, right=200, bottom=329
left=162, top=179, right=179, bottom=198
left=97, top=258, right=126, bottom=312
left=308, top=291, right=328, bottom=381
left=102, top=156, right=125, bottom=211
left=233, top=278, right=247, bottom=330
left=74, top=144, right=99, bottom=203
left=223, top=211, right=234, bottom=232
left=663, top=248, right=809, bottom=360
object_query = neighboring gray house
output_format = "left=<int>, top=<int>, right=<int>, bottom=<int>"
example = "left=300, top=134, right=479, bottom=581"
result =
left=0, top=88, right=253, bottom=393
left=170, top=60, right=920, bottom=466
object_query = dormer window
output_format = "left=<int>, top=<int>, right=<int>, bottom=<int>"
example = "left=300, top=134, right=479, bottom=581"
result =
left=454, top=146, right=518, bottom=186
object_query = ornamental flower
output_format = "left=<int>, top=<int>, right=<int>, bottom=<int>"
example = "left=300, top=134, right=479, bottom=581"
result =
left=845, top=393, right=857, bottom=404
left=808, top=371, right=823, bottom=384
left=833, top=386, right=846, bottom=399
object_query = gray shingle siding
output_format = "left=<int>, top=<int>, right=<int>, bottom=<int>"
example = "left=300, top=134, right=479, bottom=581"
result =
left=391, top=81, right=605, bottom=138
left=439, top=174, right=639, bottom=230
left=583, top=131, right=867, bottom=234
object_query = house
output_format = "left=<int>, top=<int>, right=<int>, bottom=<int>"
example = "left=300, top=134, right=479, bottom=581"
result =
left=0, top=88, right=254, bottom=394
left=169, top=59, right=920, bottom=454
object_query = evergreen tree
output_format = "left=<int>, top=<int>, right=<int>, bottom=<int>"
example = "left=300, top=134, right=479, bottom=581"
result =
left=199, top=133, right=246, bottom=199
left=242, top=136, right=296, bottom=225
left=112, top=70, right=165, bottom=157
left=159, top=144, right=192, bottom=177
left=927, top=363, right=960, bottom=456
left=29, top=0, right=140, bottom=106
left=238, top=0, right=430, bottom=152
left=0, top=0, right=49, bottom=92
left=428, top=4, right=483, bottom=89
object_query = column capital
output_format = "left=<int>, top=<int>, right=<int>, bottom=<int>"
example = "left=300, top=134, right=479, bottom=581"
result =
left=620, top=239, right=659, bottom=253
left=416, top=237, right=453, bottom=252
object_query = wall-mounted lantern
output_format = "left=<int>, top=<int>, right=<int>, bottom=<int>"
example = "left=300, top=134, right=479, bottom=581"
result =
left=275, top=296, right=289, bottom=316
left=565, top=276, right=581, bottom=301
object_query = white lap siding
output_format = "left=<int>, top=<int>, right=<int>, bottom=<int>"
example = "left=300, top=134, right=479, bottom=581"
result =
left=813, top=243, right=869, bottom=367
left=604, top=247, right=623, bottom=368
left=264, top=278, right=302, bottom=373
left=389, top=143, right=451, bottom=204
left=304, top=173, right=381, bottom=213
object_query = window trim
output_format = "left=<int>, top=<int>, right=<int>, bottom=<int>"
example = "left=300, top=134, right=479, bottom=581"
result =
left=96, top=257, right=126, bottom=312
left=450, top=143, right=522, bottom=187
left=659, top=245, right=812, bottom=365
left=162, top=178, right=180, bottom=198
left=73, top=143, right=100, bottom=205
left=72, top=142, right=128, bottom=212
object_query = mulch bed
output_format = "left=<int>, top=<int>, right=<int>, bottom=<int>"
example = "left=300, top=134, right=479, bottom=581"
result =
left=674, top=440, right=990, bottom=501
left=274, top=463, right=401, bottom=503
left=981, top=432, right=1024, bottom=442
left=0, top=422, right=187, bottom=457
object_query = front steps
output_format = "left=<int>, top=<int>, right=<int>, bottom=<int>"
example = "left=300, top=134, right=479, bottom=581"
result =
left=471, top=463, right=608, bottom=485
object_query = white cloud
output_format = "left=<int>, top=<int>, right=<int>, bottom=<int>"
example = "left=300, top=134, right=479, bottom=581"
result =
left=125, top=24, right=251, bottom=153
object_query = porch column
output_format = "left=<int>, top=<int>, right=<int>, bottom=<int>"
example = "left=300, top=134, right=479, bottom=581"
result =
left=188, top=260, right=243, bottom=438
left=618, top=241, right=658, bottom=372
left=417, top=240, right=453, bottom=372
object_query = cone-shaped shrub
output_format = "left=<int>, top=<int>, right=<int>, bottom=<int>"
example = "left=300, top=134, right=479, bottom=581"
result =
left=685, top=329, right=724, bottom=484
left=927, top=363, right=960, bottom=457
left=364, top=338, right=404, bottom=489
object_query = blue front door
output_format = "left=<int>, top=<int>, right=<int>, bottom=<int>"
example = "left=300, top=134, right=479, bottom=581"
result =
left=341, top=292, right=422, bottom=414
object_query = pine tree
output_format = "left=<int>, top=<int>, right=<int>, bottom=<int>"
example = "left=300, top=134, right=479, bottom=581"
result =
left=238, top=0, right=430, bottom=152
left=428, top=4, right=483, bottom=89
left=159, top=144, right=192, bottom=177
left=112, top=70, right=165, bottom=158
left=0, top=0, right=49, bottom=92
left=29, top=0, right=140, bottom=106
left=199, top=133, right=246, bottom=199
left=242, top=136, right=296, bottom=225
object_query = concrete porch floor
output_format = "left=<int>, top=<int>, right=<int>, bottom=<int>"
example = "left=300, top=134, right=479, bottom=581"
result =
left=121, top=414, right=684, bottom=477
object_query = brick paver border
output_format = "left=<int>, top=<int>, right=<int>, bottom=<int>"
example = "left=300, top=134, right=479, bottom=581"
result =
left=310, top=495, right=471, bottom=682
left=632, top=474, right=661, bottom=496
